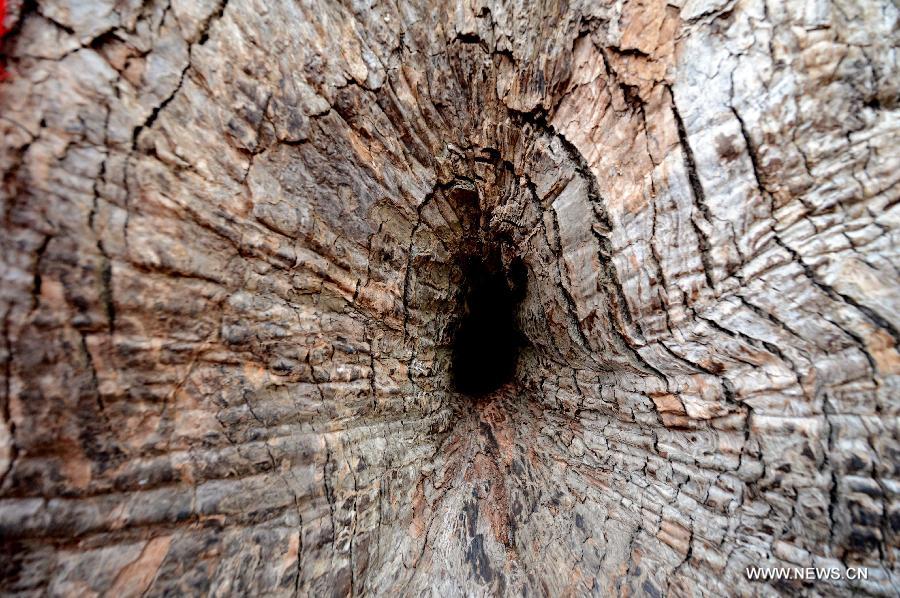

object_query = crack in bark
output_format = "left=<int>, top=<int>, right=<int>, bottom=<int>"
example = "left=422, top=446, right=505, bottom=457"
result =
left=668, top=86, right=717, bottom=291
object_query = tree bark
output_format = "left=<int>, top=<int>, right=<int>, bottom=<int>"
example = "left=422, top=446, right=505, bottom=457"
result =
left=1, top=0, right=898, bottom=595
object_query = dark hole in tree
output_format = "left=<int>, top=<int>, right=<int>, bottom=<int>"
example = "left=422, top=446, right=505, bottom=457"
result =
left=451, top=254, right=527, bottom=396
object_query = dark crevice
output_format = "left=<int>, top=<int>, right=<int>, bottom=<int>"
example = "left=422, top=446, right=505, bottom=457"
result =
left=451, top=253, right=527, bottom=397
left=31, top=235, right=51, bottom=312
left=668, top=86, right=717, bottom=290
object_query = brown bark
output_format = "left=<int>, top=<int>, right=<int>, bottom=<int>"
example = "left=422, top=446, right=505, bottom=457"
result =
left=0, top=0, right=898, bottom=595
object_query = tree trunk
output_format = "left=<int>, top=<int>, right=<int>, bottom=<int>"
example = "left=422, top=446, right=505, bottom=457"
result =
left=1, top=0, right=898, bottom=595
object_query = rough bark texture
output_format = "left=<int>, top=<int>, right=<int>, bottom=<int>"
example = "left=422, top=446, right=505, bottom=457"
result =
left=1, top=0, right=898, bottom=595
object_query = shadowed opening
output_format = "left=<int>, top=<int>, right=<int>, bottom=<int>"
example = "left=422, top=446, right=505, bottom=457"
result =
left=451, top=254, right=527, bottom=396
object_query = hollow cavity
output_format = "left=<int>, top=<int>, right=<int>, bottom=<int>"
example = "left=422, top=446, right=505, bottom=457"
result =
left=451, top=255, right=526, bottom=396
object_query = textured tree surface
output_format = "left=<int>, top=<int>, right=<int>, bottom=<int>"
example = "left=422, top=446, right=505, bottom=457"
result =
left=1, top=0, right=898, bottom=595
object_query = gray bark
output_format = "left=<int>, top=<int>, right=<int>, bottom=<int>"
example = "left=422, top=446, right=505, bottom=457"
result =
left=0, top=0, right=898, bottom=595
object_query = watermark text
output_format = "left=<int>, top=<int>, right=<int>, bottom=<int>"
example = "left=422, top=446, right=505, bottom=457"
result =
left=745, top=566, right=868, bottom=581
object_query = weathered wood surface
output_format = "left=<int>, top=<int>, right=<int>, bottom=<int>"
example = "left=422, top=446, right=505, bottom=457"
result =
left=0, top=0, right=898, bottom=595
